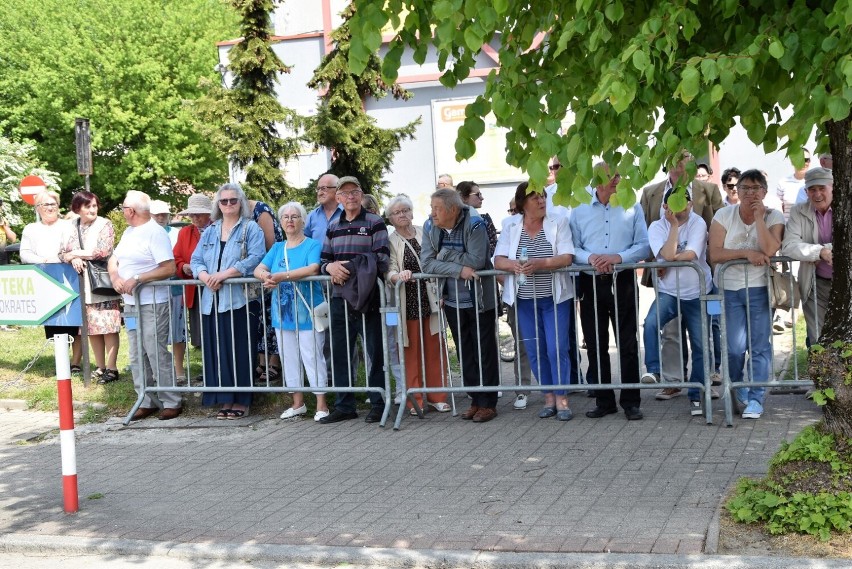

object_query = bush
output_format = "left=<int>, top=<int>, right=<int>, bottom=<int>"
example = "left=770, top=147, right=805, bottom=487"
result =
left=727, top=425, right=852, bottom=541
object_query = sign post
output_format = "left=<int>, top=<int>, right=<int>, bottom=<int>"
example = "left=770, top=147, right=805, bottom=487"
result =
left=75, top=118, right=93, bottom=192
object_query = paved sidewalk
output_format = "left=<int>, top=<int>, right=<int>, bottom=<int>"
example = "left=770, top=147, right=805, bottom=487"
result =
left=0, top=384, right=822, bottom=562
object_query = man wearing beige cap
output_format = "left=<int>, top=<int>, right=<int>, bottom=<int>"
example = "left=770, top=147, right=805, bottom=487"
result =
left=781, top=167, right=834, bottom=349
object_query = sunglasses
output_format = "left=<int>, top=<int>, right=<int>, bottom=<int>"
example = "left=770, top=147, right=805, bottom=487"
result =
left=725, top=184, right=737, bottom=190
left=219, top=198, right=239, bottom=206
left=548, top=164, right=561, bottom=171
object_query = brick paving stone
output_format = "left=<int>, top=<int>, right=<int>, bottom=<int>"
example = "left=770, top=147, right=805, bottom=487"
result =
left=0, top=367, right=824, bottom=558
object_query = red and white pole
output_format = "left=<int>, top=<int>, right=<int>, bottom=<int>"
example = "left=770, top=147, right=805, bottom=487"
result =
left=54, top=333, right=79, bottom=514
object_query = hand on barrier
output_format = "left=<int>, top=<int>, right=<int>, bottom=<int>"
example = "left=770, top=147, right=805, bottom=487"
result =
left=460, top=266, right=478, bottom=280
left=327, top=260, right=351, bottom=285
left=745, top=250, right=769, bottom=267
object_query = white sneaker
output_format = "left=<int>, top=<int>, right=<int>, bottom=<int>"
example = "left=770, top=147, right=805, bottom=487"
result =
left=498, top=391, right=503, bottom=398
left=513, top=394, right=527, bottom=410
left=640, top=372, right=660, bottom=384
left=394, top=395, right=402, bottom=405
left=690, top=400, right=702, bottom=416
left=742, top=400, right=763, bottom=419
left=313, top=410, right=330, bottom=422
left=280, top=405, right=307, bottom=419
left=710, top=387, right=721, bottom=400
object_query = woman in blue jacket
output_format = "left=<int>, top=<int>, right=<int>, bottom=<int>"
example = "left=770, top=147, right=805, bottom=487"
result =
left=191, top=183, right=265, bottom=419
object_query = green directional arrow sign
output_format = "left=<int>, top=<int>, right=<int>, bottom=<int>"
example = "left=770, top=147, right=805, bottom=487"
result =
left=0, top=265, right=79, bottom=325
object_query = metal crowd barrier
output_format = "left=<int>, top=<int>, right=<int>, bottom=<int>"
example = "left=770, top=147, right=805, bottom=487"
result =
left=123, top=276, right=394, bottom=427
left=391, top=261, right=716, bottom=429
left=716, top=256, right=815, bottom=426
left=120, top=258, right=812, bottom=429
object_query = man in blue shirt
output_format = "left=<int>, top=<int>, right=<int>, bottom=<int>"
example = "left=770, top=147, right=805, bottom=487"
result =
left=304, top=173, right=342, bottom=242
left=570, top=163, right=650, bottom=420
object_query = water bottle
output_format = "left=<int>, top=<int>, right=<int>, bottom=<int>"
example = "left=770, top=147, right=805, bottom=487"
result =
left=517, top=246, right=528, bottom=286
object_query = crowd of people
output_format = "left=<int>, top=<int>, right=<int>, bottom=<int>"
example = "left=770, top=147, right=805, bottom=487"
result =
left=10, top=148, right=833, bottom=424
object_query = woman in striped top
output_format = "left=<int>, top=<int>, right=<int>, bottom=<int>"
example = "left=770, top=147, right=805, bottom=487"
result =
left=494, top=182, right=576, bottom=421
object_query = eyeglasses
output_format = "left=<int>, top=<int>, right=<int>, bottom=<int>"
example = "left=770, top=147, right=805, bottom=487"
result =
left=280, top=214, right=302, bottom=221
left=219, top=198, right=239, bottom=206
left=725, top=184, right=738, bottom=190
left=470, top=192, right=482, bottom=197
left=391, top=208, right=412, bottom=216
left=37, top=203, right=58, bottom=209
left=121, top=205, right=134, bottom=211
left=737, top=184, right=765, bottom=194
left=804, top=157, right=811, bottom=163
left=548, top=164, right=561, bottom=171
left=337, top=190, right=362, bottom=198
left=317, top=185, right=335, bottom=192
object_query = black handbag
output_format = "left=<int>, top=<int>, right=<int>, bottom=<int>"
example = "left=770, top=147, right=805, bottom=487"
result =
left=77, top=220, right=118, bottom=297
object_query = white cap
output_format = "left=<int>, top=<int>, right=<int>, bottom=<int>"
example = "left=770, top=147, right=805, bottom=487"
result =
left=150, top=200, right=171, bottom=215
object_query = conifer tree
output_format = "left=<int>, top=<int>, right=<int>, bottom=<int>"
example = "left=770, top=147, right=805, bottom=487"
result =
left=304, top=4, right=419, bottom=198
left=195, top=0, right=301, bottom=204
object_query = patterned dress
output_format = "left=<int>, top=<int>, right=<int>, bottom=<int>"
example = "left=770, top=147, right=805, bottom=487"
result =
left=62, top=217, right=121, bottom=335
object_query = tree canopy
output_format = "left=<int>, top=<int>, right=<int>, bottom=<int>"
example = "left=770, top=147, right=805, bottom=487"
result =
left=350, top=0, right=850, bottom=204
left=0, top=0, right=239, bottom=210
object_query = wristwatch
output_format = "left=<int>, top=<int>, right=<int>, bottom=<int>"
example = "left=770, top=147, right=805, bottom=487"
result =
left=133, top=274, right=141, bottom=282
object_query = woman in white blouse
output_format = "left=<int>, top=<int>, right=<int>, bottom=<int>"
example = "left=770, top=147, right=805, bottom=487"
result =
left=20, top=190, right=82, bottom=368
left=494, top=182, right=575, bottom=421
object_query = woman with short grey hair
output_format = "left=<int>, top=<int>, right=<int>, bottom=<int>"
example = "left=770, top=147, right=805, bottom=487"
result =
left=254, top=201, right=328, bottom=421
left=386, top=193, right=449, bottom=415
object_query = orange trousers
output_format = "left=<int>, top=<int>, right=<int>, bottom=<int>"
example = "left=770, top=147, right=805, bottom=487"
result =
left=404, top=318, right=448, bottom=408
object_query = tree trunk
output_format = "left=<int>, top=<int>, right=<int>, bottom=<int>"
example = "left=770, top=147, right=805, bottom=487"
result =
left=813, top=117, right=852, bottom=439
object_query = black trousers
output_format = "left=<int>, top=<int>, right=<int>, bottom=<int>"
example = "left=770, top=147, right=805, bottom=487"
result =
left=577, top=271, right=641, bottom=410
left=329, top=297, right=385, bottom=413
left=444, top=306, right=499, bottom=409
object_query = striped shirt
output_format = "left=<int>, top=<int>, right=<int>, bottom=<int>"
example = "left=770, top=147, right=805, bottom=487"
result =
left=516, top=228, right=554, bottom=299
left=320, top=207, right=389, bottom=297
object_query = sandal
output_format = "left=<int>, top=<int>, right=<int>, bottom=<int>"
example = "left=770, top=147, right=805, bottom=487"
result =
left=97, top=369, right=120, bottom=384
left=258, top=365, right=281, bottom=383
left=228, top=408, right=249, bottom=420
left=70, top=365, right=82, bottom=376
left=428, top=402, right=451, bottom=413
left=216, top=409, right=232, bottom=420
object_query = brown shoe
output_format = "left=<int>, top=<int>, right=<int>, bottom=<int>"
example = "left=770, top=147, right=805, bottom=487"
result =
left=131, top=407, right=158, bottom=421
left=159, top=407, right=183, bottom=421
left=472, top=407, right=497, bottom=423
left=461, top=405, right=480, bottom=420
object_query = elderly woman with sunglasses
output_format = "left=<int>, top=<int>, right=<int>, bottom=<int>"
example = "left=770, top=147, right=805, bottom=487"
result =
left=709, top=169, right=784, bottom=420
left=191, top=183, right=265, bottom=420
left=386, top=193, right=449, bottom=415
left=494, top=182, right=575, bottom=421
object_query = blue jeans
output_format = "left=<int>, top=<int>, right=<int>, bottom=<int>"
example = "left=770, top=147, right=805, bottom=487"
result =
left=723, top=286, right=771, bottom=405
left=516, top=297, right=572, bottom=396
left=643, top=293, right=705, bottom=401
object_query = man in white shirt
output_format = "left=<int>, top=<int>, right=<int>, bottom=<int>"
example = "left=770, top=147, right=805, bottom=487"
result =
left=641, top=188, right=713, bottom=416
left=109, top=190, right=181, bottom=421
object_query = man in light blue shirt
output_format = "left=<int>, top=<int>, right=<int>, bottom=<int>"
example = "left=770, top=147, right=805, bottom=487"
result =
left=304, top=173, right=343, bottom=242
left=570, top=163, right=649, bottom=420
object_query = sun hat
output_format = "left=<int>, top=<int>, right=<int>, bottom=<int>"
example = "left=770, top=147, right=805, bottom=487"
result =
left=177, top=194, right=213, bottom=215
